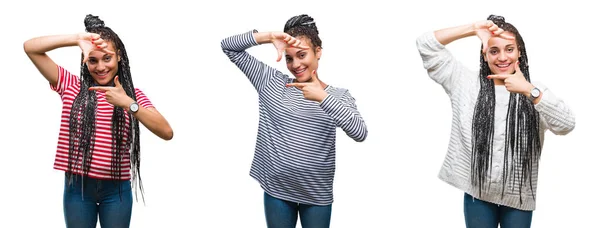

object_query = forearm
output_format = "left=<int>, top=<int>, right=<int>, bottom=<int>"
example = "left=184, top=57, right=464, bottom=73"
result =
left=24, top=34, right=79, bottom=55
left=131, top=107, right=173, bottom=140
left=221, top=31, right=279, bottom=93
left=533, top=88, right=576, bottom=135
left=320, top=95, right=368, bottom=142
left=434, top=23, right=476, bottom=46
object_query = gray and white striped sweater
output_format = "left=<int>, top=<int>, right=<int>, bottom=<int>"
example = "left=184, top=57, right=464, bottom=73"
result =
left=222, top=30, right=368, bottom=206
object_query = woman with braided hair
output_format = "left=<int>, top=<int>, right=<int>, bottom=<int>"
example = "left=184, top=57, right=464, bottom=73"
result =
left=416, top=15, right=575, bottom=227
left=24, top=14, right=173, bottom=227
left=221, top=14, right=367, bottom=228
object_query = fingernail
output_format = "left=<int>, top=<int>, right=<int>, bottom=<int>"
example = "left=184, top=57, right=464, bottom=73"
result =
left=486, top=76, right=491, bottom=79
left=312, top=70, right=316, bottom=74
left=96, top=45, right=101, bottom=48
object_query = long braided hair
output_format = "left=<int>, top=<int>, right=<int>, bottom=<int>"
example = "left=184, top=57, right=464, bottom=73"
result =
left=471, top=15, right=541, bottom=204
left=67, top=14, right=144, bottom=201
left=283, top=14, right=322, bottom=50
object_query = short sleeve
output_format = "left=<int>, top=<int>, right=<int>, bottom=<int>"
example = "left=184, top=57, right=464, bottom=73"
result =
left=134, top=88, right=155, bottom=109
left=50, top=65, right=79, bottom=96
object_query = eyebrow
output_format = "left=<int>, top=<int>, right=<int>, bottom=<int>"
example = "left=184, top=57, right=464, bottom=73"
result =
left=489, top=44, right=516, bottom=49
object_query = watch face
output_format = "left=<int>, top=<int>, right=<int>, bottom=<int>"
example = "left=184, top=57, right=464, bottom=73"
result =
left=130, top=103, right=139, bottom=112
left=531, top=88, right=540, bottom=97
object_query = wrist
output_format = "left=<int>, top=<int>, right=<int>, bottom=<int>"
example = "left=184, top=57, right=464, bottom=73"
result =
left=317, top=92, right=329, bottom=103
left=74, top=33, right=87, bottom=45
left=468, top=23, right=479, bottom=36
left=523, top=83, right=535, bottom=97
left=121, top=98, right=135, bottom=110
left=253, top=31, right=272, bottom=44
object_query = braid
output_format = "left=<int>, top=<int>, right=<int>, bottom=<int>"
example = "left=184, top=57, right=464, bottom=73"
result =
left=284, top=14, right=322, bottom=49
left=471, top=15, right=541, bottom=204
left=66, top=14, right=144, bottom=202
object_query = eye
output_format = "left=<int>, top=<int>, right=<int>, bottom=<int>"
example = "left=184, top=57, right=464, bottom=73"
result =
left=490, top=49, right=498, bottom=55
left=285, top=57, right=292, bottom=63
left=299, top=53, right=305, bottom=59
left=88, top=59, right=98, bottom=64
left=507, top=48, right=514, bottom=52
left=104, top=56, right=112, bottom=62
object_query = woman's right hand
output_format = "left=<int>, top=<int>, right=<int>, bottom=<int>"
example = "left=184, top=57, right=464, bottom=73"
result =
left=269, top=32, right=309, bottom=62
left=473, top=20, right=514, bottom=53
left=77, top=33, right=115, bottom=63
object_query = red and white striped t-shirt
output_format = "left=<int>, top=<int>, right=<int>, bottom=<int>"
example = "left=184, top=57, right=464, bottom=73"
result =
left=51, top=65, right=154, bottom=180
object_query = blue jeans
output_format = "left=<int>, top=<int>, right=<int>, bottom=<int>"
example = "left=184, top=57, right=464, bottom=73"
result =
left=464, top=193, right=533, bottom=228
left=63, top=173, right=133, bottom=228
left=264, top=192, right=332, bottom=228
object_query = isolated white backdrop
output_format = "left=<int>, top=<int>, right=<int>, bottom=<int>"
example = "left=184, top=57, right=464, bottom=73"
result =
left=1, top=0, right=597, bottom=227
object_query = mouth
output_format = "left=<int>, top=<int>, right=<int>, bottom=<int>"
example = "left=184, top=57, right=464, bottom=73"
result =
left=293, top=67, right=307, bottom=77
left=95, top=71, right=109, bottom=79
left=495, top=63, right=512, bottom=71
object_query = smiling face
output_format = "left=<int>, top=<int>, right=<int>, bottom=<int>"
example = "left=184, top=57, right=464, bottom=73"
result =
left=484, top=32, right=520, bottom=75
left=87, top=41, right=119, bottom=85
left=285, top=36, right=322, bottom=82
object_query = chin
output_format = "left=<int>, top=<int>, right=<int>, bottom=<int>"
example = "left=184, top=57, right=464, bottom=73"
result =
left=93, top=79, right=112, bottom=86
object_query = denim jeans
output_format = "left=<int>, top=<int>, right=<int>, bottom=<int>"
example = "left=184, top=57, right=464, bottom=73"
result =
left=63, top=173, right=133, bottom=228
left=464, top=193, right=533, bottom=228
left=264, top=192, right=332, bottom=228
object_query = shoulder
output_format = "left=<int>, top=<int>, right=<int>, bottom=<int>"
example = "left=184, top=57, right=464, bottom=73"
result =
left=325, top=85, right=352, bottom=98
left=133, top=87, right=150, bottom=98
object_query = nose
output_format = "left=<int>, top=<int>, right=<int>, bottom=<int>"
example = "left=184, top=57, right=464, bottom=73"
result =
left=96, top=61, right=106, bottom=71
left=292, top=59, right=301, bottom=69
left=498, top=51, right=508, bottom=61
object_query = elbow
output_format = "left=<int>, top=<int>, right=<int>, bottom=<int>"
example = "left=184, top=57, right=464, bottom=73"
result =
left=551, top=117, right=576, bottom=136
left=23, top=40, right=32, bottom=54
left=353, top=129, right=368, bottom=143
left=555, top=123, right=576, bottom=136
left=220, top=39, right=229, bottom=53
left=161, top=128, right=174, bottom=141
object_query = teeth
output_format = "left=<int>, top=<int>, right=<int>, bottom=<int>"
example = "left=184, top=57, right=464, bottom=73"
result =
left=295, top=68, right=306, bottom=74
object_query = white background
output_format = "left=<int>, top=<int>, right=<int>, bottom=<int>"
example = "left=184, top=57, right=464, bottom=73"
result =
left=1, top=0, right=597, bottom=227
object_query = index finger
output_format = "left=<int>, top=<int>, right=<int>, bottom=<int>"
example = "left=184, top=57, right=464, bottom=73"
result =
left=497, top=31, right=515, bottom=40
left=294, top=43, right=310, bottom=50
left=487, top=74, right=509, bottom=80
left=88, top=86, right=110, bottom=91
left=286, top=83, right=307, bottom=88
left=99, top=47, right=116, bottom=55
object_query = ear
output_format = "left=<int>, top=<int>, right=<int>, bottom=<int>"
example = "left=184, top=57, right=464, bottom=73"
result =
left=117, top=49, right=121, bottom=62
left=483, top=51, right=488, bottom=62
left=315, top=46, right=322, bottom=60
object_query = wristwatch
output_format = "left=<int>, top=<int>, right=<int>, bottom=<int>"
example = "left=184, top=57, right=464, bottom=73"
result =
left=528, top=87, right=541, bottom=102
left=128, top=101, right=139, bottom=113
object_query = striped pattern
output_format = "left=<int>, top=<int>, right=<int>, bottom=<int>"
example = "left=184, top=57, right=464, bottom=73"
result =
left=222, top=31, right=367, bottom=205
left=416, top=31, right=575, bottom=210
left=50, top=66, right=154, bottom=180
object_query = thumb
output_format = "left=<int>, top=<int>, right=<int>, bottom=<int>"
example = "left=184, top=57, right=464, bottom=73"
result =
left=276, top=49, right=283, bottom=62
left=82, top=52, right=89, bottom=64
left=514, top=61, right=522, bottom=74
left=311, top=70, right=319, bottom=83
left=114, top=75, right=122, bottom=88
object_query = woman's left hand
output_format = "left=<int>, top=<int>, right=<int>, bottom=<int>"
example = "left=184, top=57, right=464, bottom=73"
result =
left=487, top=62, right=534, bottom=96
left=286, top=70, right=328, bottom=102
left=89, top=76, right=135, bottom=110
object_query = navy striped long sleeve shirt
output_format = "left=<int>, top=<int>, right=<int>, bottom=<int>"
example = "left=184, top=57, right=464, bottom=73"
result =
left=221, top=30, right=368, bottom=205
